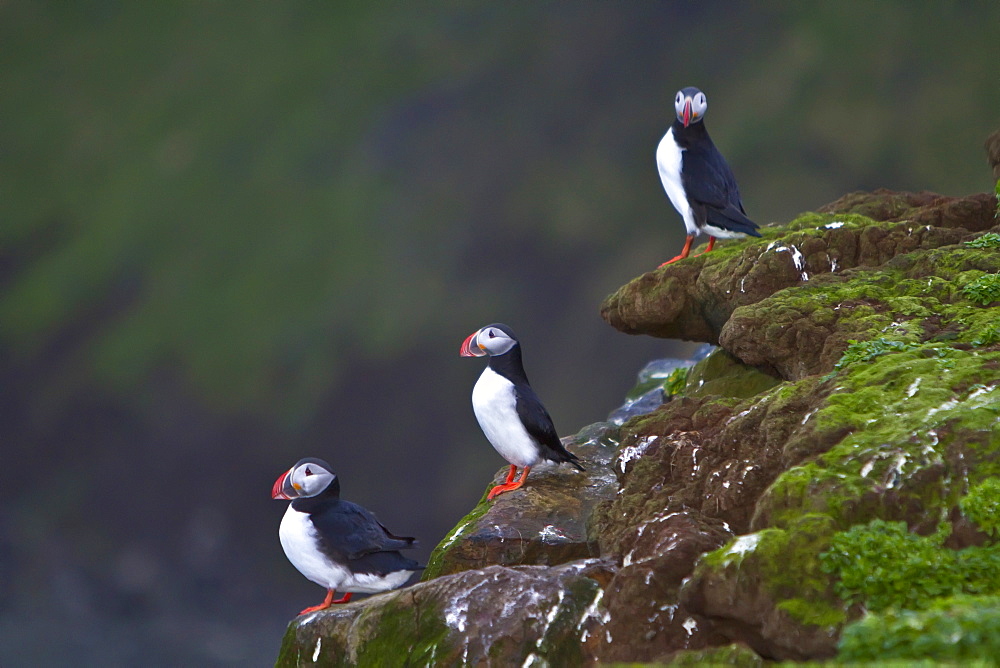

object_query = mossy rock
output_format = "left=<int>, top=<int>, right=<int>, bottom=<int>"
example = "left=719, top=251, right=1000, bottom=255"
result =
left=684, top=347, right=781, bottom=400
left=276, top=562, right=611, bottom=667
left=662, top=642, right=763, bottom=666
left=281, top=189, right=1000, bottom=666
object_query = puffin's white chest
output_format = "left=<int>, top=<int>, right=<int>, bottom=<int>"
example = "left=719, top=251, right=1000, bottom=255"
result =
left=471, top=367, right=541, bottom=468
left=656, top=127, right=697, bottom=236
left=279, top=506, right=349, bottom=590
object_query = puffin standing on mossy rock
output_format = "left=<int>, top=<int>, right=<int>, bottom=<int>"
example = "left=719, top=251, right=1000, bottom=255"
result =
left=460, top=323, right=584, bottom=500
left=272, top=457, right=421, bottom=614
left=656, top=86, right=760, bottom=266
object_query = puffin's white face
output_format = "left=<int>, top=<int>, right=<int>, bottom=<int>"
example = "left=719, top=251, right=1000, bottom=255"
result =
left=272, top=459, right=336, bottom=499
left=674, top=88, right=707, bottom=127
left=459, top=324, right=518, bottom=357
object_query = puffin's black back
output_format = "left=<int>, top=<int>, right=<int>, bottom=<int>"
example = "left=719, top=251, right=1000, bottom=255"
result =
left=672, top=120, right=760, bottom=237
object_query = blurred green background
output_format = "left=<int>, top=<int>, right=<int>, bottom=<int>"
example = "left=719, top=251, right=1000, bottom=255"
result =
left=1, top=1, right=997, bottom=665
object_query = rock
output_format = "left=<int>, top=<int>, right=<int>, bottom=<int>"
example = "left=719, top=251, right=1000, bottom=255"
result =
left=276, top=560, right=614, bottom=667
left=600, top=191, right=997, bottom=348
left=607, top=351, right=715, bottom=425
left=275, top=188, right=1000, bottom=665
left=607, top=385, right=666, bottom=425
left=421, top=422, right=620, bottom=580
left=684, top=347, right=781, bottom=399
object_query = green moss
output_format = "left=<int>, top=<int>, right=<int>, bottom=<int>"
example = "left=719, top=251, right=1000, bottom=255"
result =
left=961, top=478, right=1000, bottom=537
left=701, top=515, right=847, bottom=627
left=776, top=597, right=847, bottom=627
left=352, top=595, right=454, bottom=667
left=838, top=595, right=1000, bottom=662
left=685, top=348, right=781, bottom=399
left=664, top=643, right=763, bottom=666
left=274, top=594, right=456, bottom=667
left=781, top=211, right=879, bottom=233
left=757, top=346, right=1000, bottom=534
left=962, top=272, right=1000, bottom=305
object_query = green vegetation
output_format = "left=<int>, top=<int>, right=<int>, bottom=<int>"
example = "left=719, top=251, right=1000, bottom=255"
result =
left=965, top=232, right=1000, bottom=248
left=838, top=595, right=1000, bottom=662
left=831, top=337, right=918, bottom=372
left=971, top=323, right=1000, bottom=347
left=961, top=478, right=1000, bottom=537
left=820, top=520, right=1000, bottom=612
left=962, top=273, right=1000, bottom=306
left=663, top=366, right=690, bottom=396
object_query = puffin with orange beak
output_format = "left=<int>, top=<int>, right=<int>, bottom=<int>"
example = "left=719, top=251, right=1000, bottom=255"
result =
left=460, top=323, right=584, bottom=500
left=655, top=86, right=760, bottom=266
left=271, top=457, right=420, bottom=615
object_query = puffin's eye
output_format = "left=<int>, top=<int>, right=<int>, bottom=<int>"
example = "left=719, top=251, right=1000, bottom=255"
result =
left=488, top=330, right=496, bottom=338
left=675, top=93, right=682, bottom=103
left=698, top=94, right=705, bottom=105
left=304, top=467, right=313, bottom=476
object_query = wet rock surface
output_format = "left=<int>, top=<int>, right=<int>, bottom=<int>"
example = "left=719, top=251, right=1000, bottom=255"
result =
left=276, top=560, right=614, bottom=667
left=421, top=424, right=620, bottom=580
left=277, top=188, right=1000, bottom=666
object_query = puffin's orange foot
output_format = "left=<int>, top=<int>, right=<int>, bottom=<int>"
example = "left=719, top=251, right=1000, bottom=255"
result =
left=298, top=590, right=352, bottom=615
left=658, top=254, right=686, bottom=267
left=659, top=234, right=696, bottom=267
left=487, top=483, right=517, bottom=500
left=487, top=466, right=530, bottom=500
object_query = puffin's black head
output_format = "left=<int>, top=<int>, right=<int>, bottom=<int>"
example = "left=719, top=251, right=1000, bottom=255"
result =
left=459, top=323, right=519, bottom=358
left=271, top=457, right=340, bottom=500
left=674, top=87, right=707, bottom=128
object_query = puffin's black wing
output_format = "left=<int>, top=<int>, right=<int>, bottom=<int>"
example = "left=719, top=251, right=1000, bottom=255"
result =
left=681, top=140, right=760, bottom=237
left=514, top=386, right=585, bottom=471
left=309, top=501, right=417, bottom=561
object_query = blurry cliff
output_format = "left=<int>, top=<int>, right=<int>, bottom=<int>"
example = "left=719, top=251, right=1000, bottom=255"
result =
left=1, top=3, right=998, bottom=665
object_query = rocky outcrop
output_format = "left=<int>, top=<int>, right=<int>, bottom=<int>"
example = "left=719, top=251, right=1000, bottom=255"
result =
left=421, top=423, right=619, bottom=580
left=277, top=187, right=1000, bottom=665
left=601, top=190, right=996, bottom=350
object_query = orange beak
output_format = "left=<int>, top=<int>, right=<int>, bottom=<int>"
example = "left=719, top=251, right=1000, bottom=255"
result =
left=460, top=329, right=487, bottom=357
left=271, top=469, right=293, bottom=499
left=682, top=99, right=692, bottom=127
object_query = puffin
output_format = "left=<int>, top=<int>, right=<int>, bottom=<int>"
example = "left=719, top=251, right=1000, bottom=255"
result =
left=656, top=86, right=760, bottom=266
left=459, top=323, right=584, bottom=500
left=271, top=457, right=420, bottom=614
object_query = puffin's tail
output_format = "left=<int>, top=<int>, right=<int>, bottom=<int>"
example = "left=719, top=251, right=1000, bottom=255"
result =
left=560, top=448, right=586, bottom=472
left=707, top=204, right=761, bottom=237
